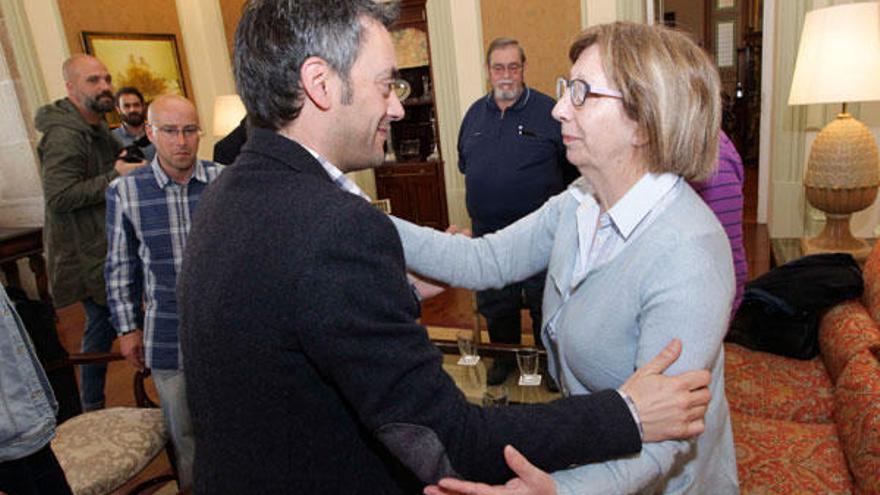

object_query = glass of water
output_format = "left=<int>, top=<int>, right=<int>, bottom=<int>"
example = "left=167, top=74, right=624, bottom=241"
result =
left=516, top=348, right=541, bottom=386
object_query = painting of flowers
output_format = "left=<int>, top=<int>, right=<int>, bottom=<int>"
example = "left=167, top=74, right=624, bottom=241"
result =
left=81, top=32, right=187, bottom=103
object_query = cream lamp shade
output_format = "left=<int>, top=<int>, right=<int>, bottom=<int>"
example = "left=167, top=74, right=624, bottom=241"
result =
left=788, top=2, right=880, bottom=106
left=788, top=1, right=880, bottom=261
left=212, top=94, right=246, bottom=137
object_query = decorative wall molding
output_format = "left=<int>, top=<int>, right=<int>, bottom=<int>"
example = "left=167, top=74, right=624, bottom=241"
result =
left=426, top=0, right=484, bottom=228
left=174, top=0, right=236, bottom=160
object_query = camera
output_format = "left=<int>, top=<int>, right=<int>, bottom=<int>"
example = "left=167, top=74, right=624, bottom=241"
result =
left=120, top=144, right=146, bottom=163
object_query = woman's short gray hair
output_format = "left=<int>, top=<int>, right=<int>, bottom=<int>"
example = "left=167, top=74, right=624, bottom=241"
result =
left=569, top=22, right=721, bottom=181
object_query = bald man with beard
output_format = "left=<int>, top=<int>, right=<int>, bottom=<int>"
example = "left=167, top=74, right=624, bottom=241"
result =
left=36, top=54, right=146, bottom=412
left=105, top=95, right=223, bottom=489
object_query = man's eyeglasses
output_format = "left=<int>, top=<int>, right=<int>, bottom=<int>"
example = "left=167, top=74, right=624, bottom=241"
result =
left=152, top=125, right=202, bottom=139
left=390, top=79, right=410, bottom=100
left=556, top=77, right=623, bottom=107
left=490, top=63, right=523, bottom=75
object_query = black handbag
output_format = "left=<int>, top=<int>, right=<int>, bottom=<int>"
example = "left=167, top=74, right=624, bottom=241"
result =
left=727, top=253, right=864, bottom=359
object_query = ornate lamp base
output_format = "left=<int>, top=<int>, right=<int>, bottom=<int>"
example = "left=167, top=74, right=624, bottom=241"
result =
left=800, top=113, right=880, bottom=264
left=801, top=212, right=872, bottom=262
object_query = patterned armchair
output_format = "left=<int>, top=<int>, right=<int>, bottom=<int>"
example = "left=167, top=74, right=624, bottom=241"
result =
left=46, top=353, right=176, bottom=495
left=724, top=243, right=880, bottom=494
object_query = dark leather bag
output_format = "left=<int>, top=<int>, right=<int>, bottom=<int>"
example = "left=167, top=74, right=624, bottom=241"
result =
left=727, top=253, right=864, bottom=359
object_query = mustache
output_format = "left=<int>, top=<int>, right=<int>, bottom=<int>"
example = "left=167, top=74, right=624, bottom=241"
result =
left=97, top=90, right=114, bottom=99
left=495, top=79, right=514, bottom=85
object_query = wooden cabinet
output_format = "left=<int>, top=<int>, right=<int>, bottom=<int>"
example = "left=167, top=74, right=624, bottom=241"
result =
left=375, top=0, right=448, bottom=230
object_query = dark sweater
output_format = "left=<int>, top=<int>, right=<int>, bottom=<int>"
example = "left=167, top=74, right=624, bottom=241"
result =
left=458, top=88, right=575, bottom=236
left=178, top=128, right=639, bottom=494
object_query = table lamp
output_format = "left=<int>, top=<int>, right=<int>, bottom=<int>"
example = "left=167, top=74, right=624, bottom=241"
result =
left=212, top=94, right=246, bottom=137
left=788, top=1, right=880, bottom=261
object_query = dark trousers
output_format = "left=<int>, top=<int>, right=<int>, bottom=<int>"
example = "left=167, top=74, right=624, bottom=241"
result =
left=476, top=271, right=546, bottom=362
left=0, top=444, right=73, bottom=495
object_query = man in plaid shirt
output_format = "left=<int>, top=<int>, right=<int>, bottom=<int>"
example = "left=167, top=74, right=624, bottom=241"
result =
left=105, top=95, right=223, bottom=489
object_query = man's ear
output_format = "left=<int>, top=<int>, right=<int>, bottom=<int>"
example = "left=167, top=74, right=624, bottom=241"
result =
left=300, top=57, right=333, bottom=111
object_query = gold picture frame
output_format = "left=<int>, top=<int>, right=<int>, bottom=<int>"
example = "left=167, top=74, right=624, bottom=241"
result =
left=81, top=32, right=187, bottom=103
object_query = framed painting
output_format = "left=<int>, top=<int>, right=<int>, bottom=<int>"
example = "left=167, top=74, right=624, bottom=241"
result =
left=81, top=32, right=187, bottom=103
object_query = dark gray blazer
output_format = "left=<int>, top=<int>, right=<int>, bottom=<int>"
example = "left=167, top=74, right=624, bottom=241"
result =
left=178, top=127, right=641, bottom=494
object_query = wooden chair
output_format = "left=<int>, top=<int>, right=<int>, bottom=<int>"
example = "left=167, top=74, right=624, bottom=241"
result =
left=46, top=352, right=177, bottom=495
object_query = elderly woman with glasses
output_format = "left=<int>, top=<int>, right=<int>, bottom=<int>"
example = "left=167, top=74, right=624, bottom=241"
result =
left=395, top=21, right=738, bottom=495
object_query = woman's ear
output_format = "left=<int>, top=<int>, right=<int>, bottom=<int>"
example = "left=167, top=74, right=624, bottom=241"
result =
left=631, top=125, right=650, bottom=148
left=300, top=56, right=333, bottom=111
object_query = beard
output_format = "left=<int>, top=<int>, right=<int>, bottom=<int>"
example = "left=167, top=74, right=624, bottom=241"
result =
left=492, top=80, right=523, bottom=103
left=121, top=111, right=144, bottom=127
left=85, top=91, right=115, bottom=114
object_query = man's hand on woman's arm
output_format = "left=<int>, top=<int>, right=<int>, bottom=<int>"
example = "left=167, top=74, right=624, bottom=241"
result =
left=619, top=339, right=711, bottom=442
left=421, top=339, right=712, bottom=495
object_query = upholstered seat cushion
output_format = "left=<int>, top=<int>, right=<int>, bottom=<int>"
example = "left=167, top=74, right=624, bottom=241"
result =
left=834, top=349, right=880, bottom=495
left=818, top=299, right=880, bottom=382
left=724, top=342, right=834, bottom=423
left=51, top=407, right=167, bottom=495
left=731, top=411, right=853, bottom=494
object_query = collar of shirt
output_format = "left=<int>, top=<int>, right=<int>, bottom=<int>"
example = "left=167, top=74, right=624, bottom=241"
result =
left=569, top=172, right=680, bottom=237
left=484, top=86, right=532, bottom=113
left=149, top=158, right=208, bottom=189
left=300, top=144, right=372, bottom=202
left=567, top=172, right=681, bottom=288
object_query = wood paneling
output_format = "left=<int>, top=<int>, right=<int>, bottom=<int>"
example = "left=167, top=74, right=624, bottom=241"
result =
left=663, top=0, right=707, bottom=47
left=55, top=0, right=193, bottom=100
left=480, top=0, right=582, bottom=97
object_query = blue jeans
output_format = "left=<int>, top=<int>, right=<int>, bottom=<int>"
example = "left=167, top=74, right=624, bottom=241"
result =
left=80, top=298, right=115, bottom=411
left=153, top=368, right=194, bottom=489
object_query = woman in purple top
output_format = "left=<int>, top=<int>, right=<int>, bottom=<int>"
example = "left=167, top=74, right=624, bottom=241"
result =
left=690, top=130, right=747, bottom=316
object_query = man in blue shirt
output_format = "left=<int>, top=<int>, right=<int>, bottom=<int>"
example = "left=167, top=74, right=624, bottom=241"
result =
left=458, top=38, right=575, bottom=385
left=112, top=87, right=156, bottom=163
left=105, top=94, right=223, bottom=490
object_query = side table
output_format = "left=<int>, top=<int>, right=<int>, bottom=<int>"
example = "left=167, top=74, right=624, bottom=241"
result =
left=771, top=237, right=876, bottom=267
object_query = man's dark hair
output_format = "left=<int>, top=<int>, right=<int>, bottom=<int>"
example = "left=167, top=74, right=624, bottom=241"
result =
left=114, top=86, right=145, bottom=107
left=234, top=0, right=398, bottom=131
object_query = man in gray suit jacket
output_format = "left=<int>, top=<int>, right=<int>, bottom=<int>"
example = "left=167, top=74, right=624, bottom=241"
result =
left=178, top=1, right=712, bottom=493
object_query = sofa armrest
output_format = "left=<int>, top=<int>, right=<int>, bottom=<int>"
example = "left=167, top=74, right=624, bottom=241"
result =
left=818, top=299, right=880, bottom=383
left=833, top=348, right=880, bottom=494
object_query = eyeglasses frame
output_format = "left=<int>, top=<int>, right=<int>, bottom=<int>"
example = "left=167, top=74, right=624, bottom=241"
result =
left=556, top=77, right=623, bottom=107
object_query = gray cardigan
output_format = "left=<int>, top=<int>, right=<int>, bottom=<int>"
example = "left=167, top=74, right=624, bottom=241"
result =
left=392, top=183, right=739, bottom=494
